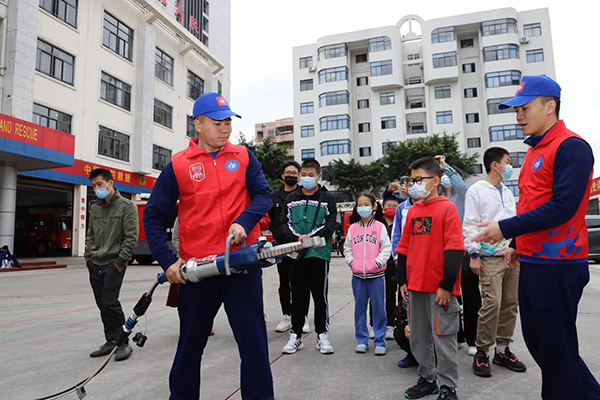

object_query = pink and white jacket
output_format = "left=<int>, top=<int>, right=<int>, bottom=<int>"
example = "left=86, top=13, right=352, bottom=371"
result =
left=344, top=219, right=392, bottom=279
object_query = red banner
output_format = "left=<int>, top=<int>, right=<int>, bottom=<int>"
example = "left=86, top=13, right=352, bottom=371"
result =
left=0, top=113, right=74, bottom=154
left=52, top=159, right=157, bottom=189
left=590, top=177, right=600, bottom=198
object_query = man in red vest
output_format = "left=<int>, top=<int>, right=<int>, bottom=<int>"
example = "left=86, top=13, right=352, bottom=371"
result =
left=474, top=75, right=600, bottom=399
left=144, top=93, right=274, bottom=399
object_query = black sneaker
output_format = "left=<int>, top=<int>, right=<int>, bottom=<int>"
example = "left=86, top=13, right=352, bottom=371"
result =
left=405, top=376, right=439, bottom=399
left=115, top=343, right=133, bottom=361
left=89, top=342, right=115, bottom=358
left=437, top=386, right=458, bottom=400
left=472, top=351, right=492, bottom=377
left=493, top=347, right=527, bottom=372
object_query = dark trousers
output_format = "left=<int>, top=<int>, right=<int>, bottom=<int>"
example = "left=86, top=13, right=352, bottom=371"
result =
left=87, top=261, right=126, bottom=343
left=460, top=255, right=481, bottom=347
left=520, top=261, right=600, bottom=400
left=290, top=257, right=329, bottom=336
left=393, top=321, right=412, bottom=356
left=277, top=257, right=292, bottom=316
left=170, top=268, right=273, bottom=400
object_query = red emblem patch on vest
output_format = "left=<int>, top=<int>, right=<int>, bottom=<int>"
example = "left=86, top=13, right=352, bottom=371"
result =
left=517, top=81, right=526, bottom=93
left=216, top=96, right=228, bottom=106
left=189, top=162, right=206, bottom=182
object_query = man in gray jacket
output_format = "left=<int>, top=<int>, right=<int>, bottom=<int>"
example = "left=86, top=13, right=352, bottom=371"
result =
left=85, top=168, right=139, bottom=361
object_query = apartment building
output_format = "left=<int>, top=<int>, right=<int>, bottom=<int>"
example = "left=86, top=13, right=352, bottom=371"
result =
left=255, top=117, right=294, bottom=158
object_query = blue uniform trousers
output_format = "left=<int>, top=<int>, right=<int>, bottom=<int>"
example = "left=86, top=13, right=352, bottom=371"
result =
left=519, top=262, right=600, bottom=399
left=169, top=268, right=274, bottom=400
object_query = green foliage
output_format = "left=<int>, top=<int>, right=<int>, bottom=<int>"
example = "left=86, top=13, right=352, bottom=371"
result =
left=323, top=158, right=388, bottom=200
left=381, top=133, right=479, bottom=182
left=237, top=132, right=290, bottom=189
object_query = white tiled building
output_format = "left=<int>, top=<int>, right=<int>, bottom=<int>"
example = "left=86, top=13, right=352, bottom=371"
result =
left=292, top=7, right=555, bottom=194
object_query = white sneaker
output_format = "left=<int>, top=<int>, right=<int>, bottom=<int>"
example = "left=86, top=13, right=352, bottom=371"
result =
left=385, top=326, right=395, bottom=340
left=275, top=315, right=292, bottom=332
left=302, top=316, right=310, bottom=333
left=374, top=346, right=387, bottom=356
left=316, top=333, right=334, bottom=354
left=368, top=326, right=375, bottom=339
left=468, top=346, right=477, bottom=356
left=355, top=344, right=368, bottom=353
left=282, top=333, right=304, bottom=354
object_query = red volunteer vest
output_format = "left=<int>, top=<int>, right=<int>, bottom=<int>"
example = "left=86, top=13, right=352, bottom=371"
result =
left=171, top=139, right=261, bottom=260
left=516, top=121, right=592, bottom=259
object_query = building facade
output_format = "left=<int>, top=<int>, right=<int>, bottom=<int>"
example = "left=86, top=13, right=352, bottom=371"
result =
left=255, top=117, right=294, bottom=158
left=0, top=0, right=231, bottom=256
left=292, top=7, right=555, bottom=194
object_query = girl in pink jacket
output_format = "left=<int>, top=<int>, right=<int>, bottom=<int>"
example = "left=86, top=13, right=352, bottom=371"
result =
left=344, top=193, right=392, bottom=355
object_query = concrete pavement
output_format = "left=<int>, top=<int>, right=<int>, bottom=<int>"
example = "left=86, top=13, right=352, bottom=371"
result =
left=1, top=256, right=599, bottom=399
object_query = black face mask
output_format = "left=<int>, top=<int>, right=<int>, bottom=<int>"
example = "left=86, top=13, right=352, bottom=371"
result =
left=284, top=176, right=298, bottom=186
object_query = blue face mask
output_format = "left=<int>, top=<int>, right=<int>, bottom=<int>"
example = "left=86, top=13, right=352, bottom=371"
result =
left=300, top=176, right=317, bottom=190
left=357, top=206, right=374, bottom=219
left=95, top=185, right=111, bottom=199
left=501, top=164, right=514, bottom=181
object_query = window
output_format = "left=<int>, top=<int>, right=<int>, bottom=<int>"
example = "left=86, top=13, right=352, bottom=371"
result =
left=370, top=60, right=393, bottom=76
left=98, top=126, right=129, bottom=161
left=36, top=39, right=75, bottom=85
left=436, top=111, right=452, bottom=124
left=153, top=145, right=171, bottom=170
left=504, top=180, right=520, bottom=197
left=300, top=102, right=314, bottom=114
left=187, top=115, right=198, bottom=138
left=40, top=0, right=77, bottom=27
left=433, top=52, right=457, bottom=68
left=411, top=123, right=426, bottom=134
left=299, top=56, right=313, bottom=69
left=431, top=26, right=455, bottom=43
left=155, top=48, right=174, bottom=85
left=268, top=130, right=275, bottom=138
left=483, top=44, right=520, bottom=62
left=407, top=54, right=421, bottom=60
left=256, top=131, right=264, bottom=141
left=462, top=63, right=476, bottom=73
left=382, top=141, right=399, bottom=154
left=100, top=72, right=131, bottom=111
left=102, top=12, right=133, bottom=61
left=487, top=98, right=515, bottom=115
left=460, top=38, right=474, bottom=49
left=32, top=103, right=72, bottom=134
left=318, top=43, right=347, bottom=60
left=321, top=139, right=351, bottom=156
left=408, top=76, right=422, bottom=85
left=319, top=90, right=349, bottom=107
left=409, top=99, right=424, bottom=109
left=381, top=116, right=396, bottom=129
left=154, top=99, right=173, bottom=128
left=359, top=147, right=372, bottom=157
left=202, top=16, right=209, bottom=33
left=301, top=125, right=315, bottom=138
left=319, top=66, right=348, bottom=84
left=358, top=99, right=369, bottom=109
left=300, top=79, right=314, bottom=91
left=301, top=149, right=315, bottom=160
left=357, top=76, right=369, bottom=86
left=474, top=164, right=484, bottom=174
left=464, top=88, right=478, bottom=98
left=466, top=113, right=480, bottom=124
left=509, top=152, right=526, bottom=168
left=490, top=124, right=524, bottom=141
left=187, top=70, right=205, bottom=99
left=380, top=92, right=395, bottom=105
left=358, top=122, right=370, bottom=133
left=435, top=85, right=451, bottom=99
left=369, top=36, right=392, bottom=52
left=485, top=71, right=521, bottom=88
left=481, top=18, right=518, bottom=36
left=524, top=23, right=542, bottom=37
left=356, top=54, right=367, bottom=63
left=467, top=138, right=481, bottom=148
left=526, top=49, right=544, bottom=63
left=320, top=115, right=350, bottom=131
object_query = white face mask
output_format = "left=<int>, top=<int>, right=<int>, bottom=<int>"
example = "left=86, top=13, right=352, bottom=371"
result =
left=408, top=181, right=431, bottom=200
left=440, top=175, right=452, bottom=189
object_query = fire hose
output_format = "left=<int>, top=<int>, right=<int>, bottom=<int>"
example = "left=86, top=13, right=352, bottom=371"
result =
left=34, top=235, right=326, bottom=399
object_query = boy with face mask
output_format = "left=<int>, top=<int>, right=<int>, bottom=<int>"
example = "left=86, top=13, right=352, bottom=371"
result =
left=278, top=158, right=338, bottom=355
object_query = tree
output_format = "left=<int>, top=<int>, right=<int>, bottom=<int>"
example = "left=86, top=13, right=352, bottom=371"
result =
left=236, top=131, right=255, bottom=153
left=324, top=158, right=388, bottom=200
left=237, top=132, right=290, bottom=189
left=381, top=133, right=480, bottom=183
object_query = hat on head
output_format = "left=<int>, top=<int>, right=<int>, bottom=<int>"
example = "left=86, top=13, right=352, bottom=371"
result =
left=192, top=92, right=241, bottom=120
left=1, top=245, right=8, bottom=250
left=499, top=75, right=561, bottom=110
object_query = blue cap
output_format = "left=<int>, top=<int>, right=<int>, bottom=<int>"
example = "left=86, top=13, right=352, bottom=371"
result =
left=499, top=75, right=561, bottom=110
left=192, top=92, right=241, bottom=120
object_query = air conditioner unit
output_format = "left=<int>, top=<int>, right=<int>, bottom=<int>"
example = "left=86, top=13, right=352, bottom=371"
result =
left=308, top=66, right=316, bottom=73
left=520, top=37, right=529, bottom=44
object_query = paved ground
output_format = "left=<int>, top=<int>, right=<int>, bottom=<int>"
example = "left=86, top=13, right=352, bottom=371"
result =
left=1, top=256, right=600, bottom=399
